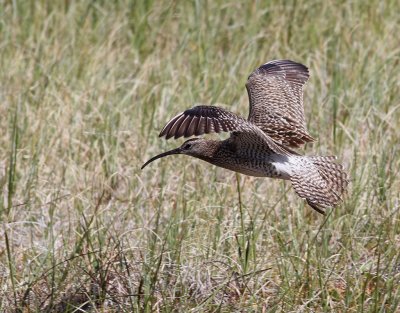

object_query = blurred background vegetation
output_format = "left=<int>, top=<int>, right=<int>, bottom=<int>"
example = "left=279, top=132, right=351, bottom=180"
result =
left=0, top=0, right=399, bottom=312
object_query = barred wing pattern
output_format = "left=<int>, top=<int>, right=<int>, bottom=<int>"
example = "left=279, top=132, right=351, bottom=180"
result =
left=246, top=60, right=315, bottom=148
left=159, top=105, right=292, bottom=156
left=159, top=106, right=244, bottom=139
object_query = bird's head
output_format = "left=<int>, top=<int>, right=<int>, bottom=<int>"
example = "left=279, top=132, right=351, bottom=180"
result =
left=141, top=138, right=212, bottom=169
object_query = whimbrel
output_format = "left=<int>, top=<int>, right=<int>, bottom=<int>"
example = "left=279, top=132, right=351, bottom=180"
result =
left=142, top=60, right=348, bottom=214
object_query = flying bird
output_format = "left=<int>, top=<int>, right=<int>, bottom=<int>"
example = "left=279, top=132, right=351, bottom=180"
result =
left=142, top=60, right=348, bottom=214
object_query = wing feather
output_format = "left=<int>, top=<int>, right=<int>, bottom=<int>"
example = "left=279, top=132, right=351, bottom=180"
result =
left=186, top=116, right=199, bottom=137
left=167, top=115, right=185, bottom=139
left=212, top=119, right=220, bottom=132
left=176, top=115, right=191, bottom=138
left=195, top=116, right=206, bottom=136
left=246, top=59, right=315, bottom=148
left=159, top=105, right=293, bottom=156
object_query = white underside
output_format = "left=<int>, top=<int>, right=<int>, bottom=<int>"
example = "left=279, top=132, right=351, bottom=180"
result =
left=271, top=154, right=296, bottom=180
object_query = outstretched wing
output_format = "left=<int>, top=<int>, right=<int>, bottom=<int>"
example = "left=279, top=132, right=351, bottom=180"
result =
left=159, top=105, right=293, bottom=156
left=246, top=59, right=315, bottom=148
left=159, top=106, right=244, bottom=139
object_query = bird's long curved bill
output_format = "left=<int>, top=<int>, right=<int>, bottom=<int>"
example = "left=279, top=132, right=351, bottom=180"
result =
left=141, top=148, right=181, bottom=169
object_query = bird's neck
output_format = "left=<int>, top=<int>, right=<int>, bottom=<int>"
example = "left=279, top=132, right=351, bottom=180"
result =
left=191, top=140, right=221, bottom=164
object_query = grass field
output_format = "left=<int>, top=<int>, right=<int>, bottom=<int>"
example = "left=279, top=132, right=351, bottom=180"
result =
left=1, top=1, right=400, bottom=312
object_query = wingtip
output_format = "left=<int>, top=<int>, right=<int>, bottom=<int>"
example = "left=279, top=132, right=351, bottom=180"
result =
left=248, top=59, right=310, bottom=88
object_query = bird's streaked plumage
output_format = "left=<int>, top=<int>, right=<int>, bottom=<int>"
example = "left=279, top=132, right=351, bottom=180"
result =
left=246, top=59, right=315, bottom=147
left=143, top=60, right=348, bottom=214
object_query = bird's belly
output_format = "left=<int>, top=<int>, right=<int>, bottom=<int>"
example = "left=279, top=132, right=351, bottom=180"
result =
left=234, top=166, right=276, bottom=177
left=218, top=158, right=288, bottom=179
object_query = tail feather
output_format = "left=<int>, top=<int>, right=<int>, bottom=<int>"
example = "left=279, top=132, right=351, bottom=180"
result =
left=290, top=156, right=348, bottom=214
left=309, top=156, right=348, bottom=194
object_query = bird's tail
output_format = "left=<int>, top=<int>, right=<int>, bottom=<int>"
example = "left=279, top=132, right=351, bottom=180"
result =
left=290, top=156, right=348, bottom=214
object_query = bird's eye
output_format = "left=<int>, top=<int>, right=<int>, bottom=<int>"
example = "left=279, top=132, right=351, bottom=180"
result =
left=184, top=143, right=192, bottom=150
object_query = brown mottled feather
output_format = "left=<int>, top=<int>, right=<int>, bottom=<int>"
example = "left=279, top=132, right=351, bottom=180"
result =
left=246, top=60, right=315, bottom=148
